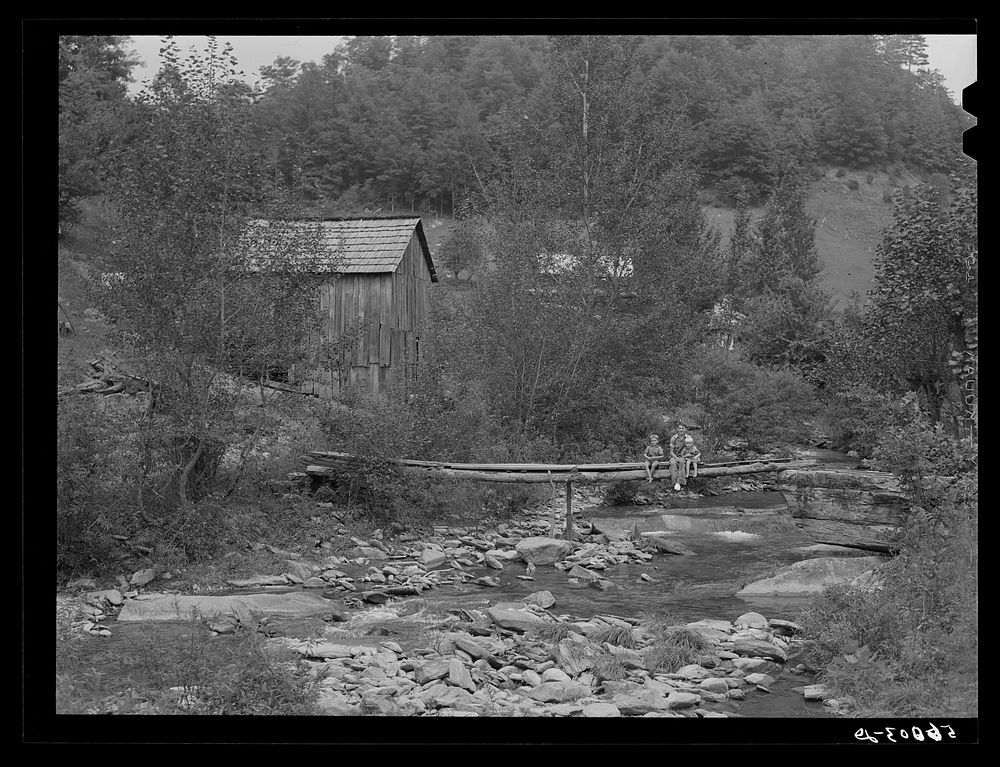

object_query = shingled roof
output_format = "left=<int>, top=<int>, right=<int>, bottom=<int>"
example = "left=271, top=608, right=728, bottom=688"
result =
left=246, top=217, right=437, bottom=281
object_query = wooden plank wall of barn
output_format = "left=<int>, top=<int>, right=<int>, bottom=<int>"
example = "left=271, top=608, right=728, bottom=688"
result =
left=304, top=232, right=432, bottom=398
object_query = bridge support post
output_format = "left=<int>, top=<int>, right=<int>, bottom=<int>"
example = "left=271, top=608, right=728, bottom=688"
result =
left=564, top=480, right=574, bottom=541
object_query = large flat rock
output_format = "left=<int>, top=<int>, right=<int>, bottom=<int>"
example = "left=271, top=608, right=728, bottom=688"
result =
left=736, top=556, right=887, bottom=596
left=116, top=592, right=338, bottom=622
left=778, top=468, right=909, bottom=551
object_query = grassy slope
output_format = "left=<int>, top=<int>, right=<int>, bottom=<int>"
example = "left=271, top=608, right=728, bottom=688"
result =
left=703, top=168, right=908, bottom=304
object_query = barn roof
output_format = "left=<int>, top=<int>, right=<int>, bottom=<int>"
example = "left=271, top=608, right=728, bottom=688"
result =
left=246, top=217, right=437, bottom=282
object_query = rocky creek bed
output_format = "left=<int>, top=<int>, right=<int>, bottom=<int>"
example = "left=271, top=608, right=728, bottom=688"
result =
left=58, top=485, right=885, bottom=718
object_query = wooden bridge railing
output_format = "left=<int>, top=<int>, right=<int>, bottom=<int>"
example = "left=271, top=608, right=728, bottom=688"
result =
left=300, top=451, right=818, bottom=540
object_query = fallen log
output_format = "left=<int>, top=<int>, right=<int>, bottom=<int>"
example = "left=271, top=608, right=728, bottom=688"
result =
left=303, top=450, right=809, bottom=473
left=303, top=459, right=817, bottom=484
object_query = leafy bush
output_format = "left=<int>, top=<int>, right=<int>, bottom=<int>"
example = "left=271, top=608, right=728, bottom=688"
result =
left=820, top=384, right=914, bottom=457
left=57, top=397, right=136, bottom=576
left=694, top=351, right=818, bottom=452
left=604, top=480, right=644, bottom=506
left=317, top=390, right=548, bottom=527
left=799, top=426, right=977, bottom=716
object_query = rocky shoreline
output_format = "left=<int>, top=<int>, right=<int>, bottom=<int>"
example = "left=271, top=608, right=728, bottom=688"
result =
left=287, top=608, right=817, bottom=718
left=58, top=490, right=877, bottom=717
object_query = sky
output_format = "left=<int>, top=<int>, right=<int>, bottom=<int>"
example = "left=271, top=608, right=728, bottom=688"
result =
left=124, top=33, right=977, bottom=106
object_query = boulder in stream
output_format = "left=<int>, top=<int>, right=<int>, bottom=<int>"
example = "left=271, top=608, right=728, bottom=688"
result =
left=515, top=537, right=573, bottom=565
left=736, top=555, right=886, bottom=595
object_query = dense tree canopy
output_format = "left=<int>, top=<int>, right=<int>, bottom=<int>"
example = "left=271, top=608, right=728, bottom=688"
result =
left=235, top=34, right=973, bottom=212
left=58, top=35, right=138, bottom=226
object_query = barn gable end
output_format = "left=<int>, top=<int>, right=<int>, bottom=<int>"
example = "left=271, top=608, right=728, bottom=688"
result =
left=255, top=216, right=437, bottom=398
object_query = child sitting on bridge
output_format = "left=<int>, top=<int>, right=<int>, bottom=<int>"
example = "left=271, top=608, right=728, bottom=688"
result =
left=682, top=432, right=701, bottom=481
left=643, top=433, right=665, bottom=483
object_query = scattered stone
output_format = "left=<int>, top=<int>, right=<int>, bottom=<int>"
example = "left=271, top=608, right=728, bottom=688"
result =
left=485, top=549, right=521, bottom=561
left=567, top=564, right=601, bottom=582
left=733, top=611, right=769, bottom=630
left=526, top=681, right=591, bottom=703
left=297, top=642, right=357, bottom=659
left=515, top=537, right=573, bottom=565
left=744, top=672, right=776, bottom=687
left=487, top=605, right=547, bottom=632
left=553, top=638, right=605, bottom=676
left=352, top=546, right=389, bottom=561
left=284, top=560, right=314, bottom=581
left=698, top=678, right=730, bottom=695
left=730, top=657, right=777, bottom=673
left=418, top=549, right=448, bottom=569
left=361, top=591, right=390, bottom=604
left=302, top=577, right=327, bottom=589
left=732, top=638, right=788, bottom=663
left=130, top=568, right=156, bottom=588
left=474, top=576, right=501, bottom=587
left=86, top=589, right=124, bottom=607
left=448, top=658, right=477, bottom=693
left=643, top=536, right=696, bottom=556
left=523, top=590, right=556, bottom=609
left=208, top=617, right=238, bottom=634
left=226, top=575, right=288, bottom=588
left=378, top=641, right=403, bottom=656
left=413, top=659, right=452, bottom=684
left=675, top=664, right=713, bottom=681
left=802, top=684, right=831, bottom=701
left=666, top=691, right=701, bottom=709
left=582, top=703, right=622, bottom=718
left=420, top=685, right=478, bottom=709
left=541, top=668, right=573, bottom=684
left=612, top=690, right=672, bottom=715
left=767, top=619, right=803, bottom=635
left=726, top=688, right=746, bottom=700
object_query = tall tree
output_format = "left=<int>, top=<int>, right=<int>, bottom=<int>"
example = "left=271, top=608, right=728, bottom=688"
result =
left=58, top=35, right=138, bottom=227
left=99, top=37, right=328, bottom=513
left=829, top=182, right=978, bottom=432
left=736, top=164, right=831, bottom=371
left=464, top=35, right=719, bottom=449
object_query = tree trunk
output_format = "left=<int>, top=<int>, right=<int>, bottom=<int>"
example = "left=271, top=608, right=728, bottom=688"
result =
left=177, top=439, right=206, bottom=508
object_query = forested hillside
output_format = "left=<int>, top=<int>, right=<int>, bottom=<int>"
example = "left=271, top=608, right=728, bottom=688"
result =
left=62, top=34, right=971, bottom=223
left=56, top=33, right=977, bottom=719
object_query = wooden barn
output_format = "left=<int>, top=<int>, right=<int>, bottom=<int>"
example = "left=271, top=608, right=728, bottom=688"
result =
left=258, top=217, right=438, bottom=398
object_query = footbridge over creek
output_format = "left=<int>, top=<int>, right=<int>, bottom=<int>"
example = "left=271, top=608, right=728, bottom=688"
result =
left=298, top=452, right=914, bottom=552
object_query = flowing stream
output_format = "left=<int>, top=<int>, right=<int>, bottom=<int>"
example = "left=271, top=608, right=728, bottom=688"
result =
left=92, top=450, right=864, bottom=717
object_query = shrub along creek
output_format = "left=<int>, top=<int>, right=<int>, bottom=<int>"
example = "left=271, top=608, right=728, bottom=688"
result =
left=58, top=477, right=887, bottom=718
